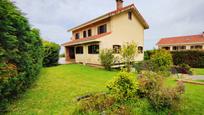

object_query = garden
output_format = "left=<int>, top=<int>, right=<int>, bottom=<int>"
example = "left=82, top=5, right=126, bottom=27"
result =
left=1, top=0, right=204, bottom=115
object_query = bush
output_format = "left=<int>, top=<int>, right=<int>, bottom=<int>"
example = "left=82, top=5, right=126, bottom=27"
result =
left=120, top=42, right=137, bottom=72
left=171, top=50, right=204, bottom=68
left=137, top=71, right=163, bottom=97
left=138, top=71, right=185, bottom=111
left=43, top=41, right=60, bottom=67
left=99, top=49, right=114, bottom=70
left=151, top=49, right=173, bottom=71
left=134, top=60, right=155, bottom=73
left=144, top=50, right=156, bottom=60
left=171, top=64, right=192, bottom=74
left=107, top=71, right=139, bottom=100
left=0, top=1, right=43, bottom=111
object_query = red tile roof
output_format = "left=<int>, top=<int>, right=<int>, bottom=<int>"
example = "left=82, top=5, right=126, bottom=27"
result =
left=157, top=34, right=204, bottom=45
left=68, top=4, right=149, bottom=31
left=62, top=32, right=112, bottom=46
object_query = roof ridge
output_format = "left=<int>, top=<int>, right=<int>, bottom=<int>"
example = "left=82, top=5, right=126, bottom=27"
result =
left=161, top=34, right=202, bottom=39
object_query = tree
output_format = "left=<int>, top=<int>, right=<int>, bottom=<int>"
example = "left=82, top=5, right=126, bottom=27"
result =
left=120, top=42, right=137, bottom=72
left=99, top=49, right=114, bottom=70
left=0, top=0, right=43, bottom=111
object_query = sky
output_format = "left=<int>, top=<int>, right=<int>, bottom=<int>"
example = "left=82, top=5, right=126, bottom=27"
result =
left=12, top=0, right=204, bottom=53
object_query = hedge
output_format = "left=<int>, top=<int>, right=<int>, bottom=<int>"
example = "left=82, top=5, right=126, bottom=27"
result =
left=43, top=41, right=60, bottom=67
left=171, top=50, right=204, bottom=68
left=145, top=50, right=204, bottom=68
left=0, top=0, right=43, bottom=111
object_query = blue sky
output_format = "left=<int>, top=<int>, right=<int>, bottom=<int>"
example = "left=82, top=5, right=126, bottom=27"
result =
left=13, top=0, right=204, bottom=53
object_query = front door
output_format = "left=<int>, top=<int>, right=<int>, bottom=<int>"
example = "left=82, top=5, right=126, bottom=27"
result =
left=69, top=47, right=75, bottom=59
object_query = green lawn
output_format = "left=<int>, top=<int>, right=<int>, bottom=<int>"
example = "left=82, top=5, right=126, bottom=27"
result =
left=192, top=68, right=204, bottom=75
left=7, top=65, right=204, bottom=114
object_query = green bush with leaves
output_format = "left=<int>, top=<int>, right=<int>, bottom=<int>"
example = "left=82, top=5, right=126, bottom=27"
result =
left=150, top=49, right=173, bottom=71
left=138, top=71, right=185, bottom=111
left=0, top=0, right=43, bottom=111
left=99, top=49, right=114, bottom=70
left=43, top=41, right=60, bottom=67
left=121, top=42, right=137, bottom=72
left=107, top=71, right=138, bottom=100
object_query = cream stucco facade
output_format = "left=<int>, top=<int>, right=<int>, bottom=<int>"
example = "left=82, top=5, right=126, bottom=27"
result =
left=62, top=3, right=149, bottom=65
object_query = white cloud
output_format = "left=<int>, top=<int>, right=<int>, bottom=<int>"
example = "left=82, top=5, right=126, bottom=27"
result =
left=12, top=0, right=204, bottom=52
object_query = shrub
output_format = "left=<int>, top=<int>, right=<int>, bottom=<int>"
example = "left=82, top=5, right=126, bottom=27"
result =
left=171, top=50, right=204, bottom=68
left=138, top=71, right=185, bottom=111
left=151, top=49, right=173, bottom=71
left=134, top=60, right=155, bottom=73
left=120, top=42, right=138, bottom=72
left=99, top=49, right=114, bottom=70
left=171, top=64, right=192, bottom=74
left=76, top=93, right=116, bottom=114
left=137, top=71, right=163, bottom=97
left=107, top=71, right=139, bottom=100
left=59, top=53, right=65, bottom=57
left=0, top=0, right=43, bottom=111
left=43, top=41, right=60, bottom=67
left=144, top=50, right=156, bottom=60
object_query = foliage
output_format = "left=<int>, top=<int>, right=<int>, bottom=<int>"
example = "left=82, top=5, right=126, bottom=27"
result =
left=120, top=42, right=137, bottom=72
left=192, top=68, right=204, bottom=75
left=59, top=53, right=65, bottom=57
left=43, top=41, right=60, bottom=67
left=99, top=49, right=114, bottom=70
left=107, top=71, right=138, bottom=100
left=171, top=64, right=192, bottom=74
left=134, top=60, right=154, bottom=73
left=138, top=71, right=185, bottom=111
left=6, top=65, right=204, bottom=114
left=151, top=49, right=173, bottom=71
left=144, top=50, right=156, bottom=60
left=0, top=0, right=43, bottom=111
left=75, top=93, right=116, bottom=114
left=171, top=50, right=204, bottom=68
left=137, top=71, right=163, bottom=97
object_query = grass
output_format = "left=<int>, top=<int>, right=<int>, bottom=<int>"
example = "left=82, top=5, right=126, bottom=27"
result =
left=7, top=64, right=117, bottom=114
left=192, top=68, right=204, bottom=75
left=6, top=64, right=204, bottom=114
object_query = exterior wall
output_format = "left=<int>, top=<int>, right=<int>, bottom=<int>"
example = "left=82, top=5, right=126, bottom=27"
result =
left=158, top=43, right=204, bottom=51
left=70, top=10, right=145, bottom=65
left=100, top=10, right=145, bottom=62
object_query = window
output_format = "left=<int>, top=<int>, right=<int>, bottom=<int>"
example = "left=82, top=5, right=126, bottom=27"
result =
left=98, top=24, right=107, bottom=34
left=113, top=45, right=121, bottom=53
left=138, top=46, right=143, bottom=53
left=88, top=45, right=99, bottom=54
left=88, top=29, right=92, bottom=37
left=83, top=31, right=87, bottom=38
left=173, top=46, right=186, bottom=51
left=191, top=45, right=203, bottom=50
left=76, top=46, right=83, bottom=54
left=128, top=11, right=132, bottom=20
left=162, top=47, right=170, bottom=50
left=75, top=33, right=80, bottom=39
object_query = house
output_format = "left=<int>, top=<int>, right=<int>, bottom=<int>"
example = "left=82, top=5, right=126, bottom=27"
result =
left=157, top=32, right=204, bottom=51
left=62, top=0, right=149, bottom=65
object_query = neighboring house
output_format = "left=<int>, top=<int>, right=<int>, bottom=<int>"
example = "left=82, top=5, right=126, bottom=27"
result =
left=62, top=0, right=149, bottom=65
left=157, top=32, right=204, bottom=51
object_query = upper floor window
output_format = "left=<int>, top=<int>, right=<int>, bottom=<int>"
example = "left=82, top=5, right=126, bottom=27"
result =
left=88, top=45, right=99, bottom=54
left=75, top=33, right=80, bottom=39
left=88, top=29, right=92, bottom=37
left=113, top=45, right=121, bottom=54
left=138, top=46, right=143, bottom=53
left=98, top=24, right=107, bottom=34
left=128, top=11, right=132, bottom=20
left=83, top=31, right=87, bottom=38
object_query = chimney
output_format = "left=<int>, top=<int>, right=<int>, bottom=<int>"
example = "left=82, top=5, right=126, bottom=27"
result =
left=116, top=0, right=123, bottom=10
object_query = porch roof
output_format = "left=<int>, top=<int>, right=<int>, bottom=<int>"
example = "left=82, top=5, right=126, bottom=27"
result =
left=62, top=32, right=111, bottom=46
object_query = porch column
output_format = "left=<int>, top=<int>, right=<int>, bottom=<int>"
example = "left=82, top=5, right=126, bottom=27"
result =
left=65, top=46, right=70, bottom=61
